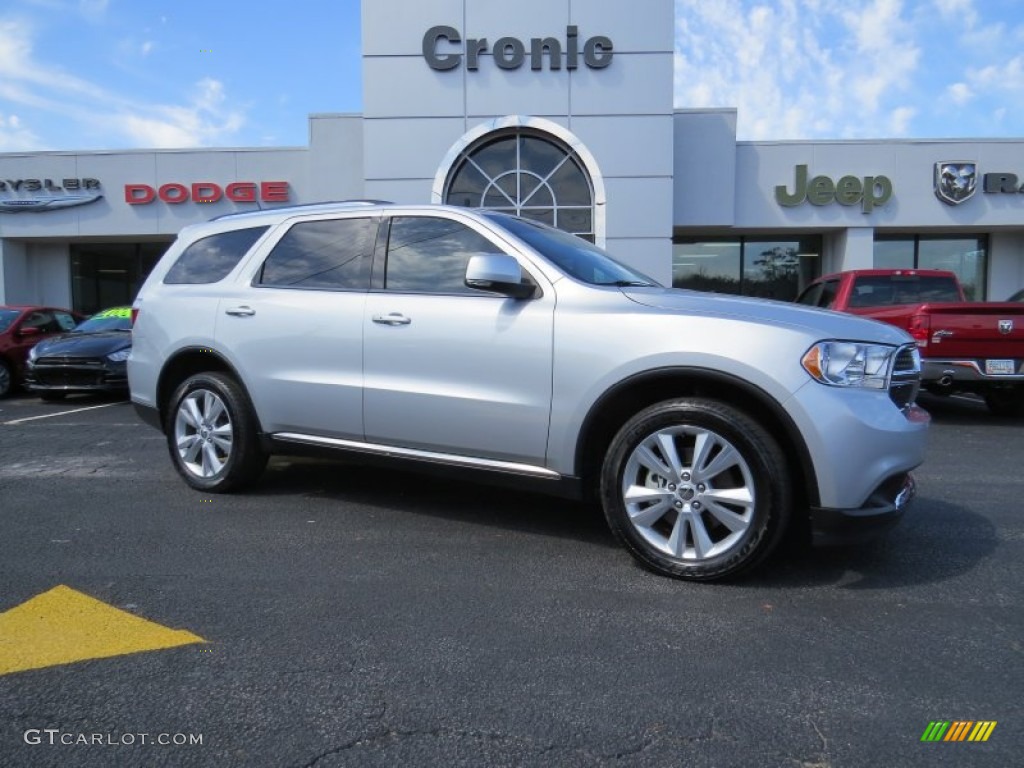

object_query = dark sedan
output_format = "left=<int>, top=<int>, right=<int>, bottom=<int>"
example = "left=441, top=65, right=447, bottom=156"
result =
left=24, top=307, right=133, bottom=400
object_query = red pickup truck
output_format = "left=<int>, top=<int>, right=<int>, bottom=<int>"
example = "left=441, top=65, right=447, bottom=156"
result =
left=796, top=269, right=1024, bottom=416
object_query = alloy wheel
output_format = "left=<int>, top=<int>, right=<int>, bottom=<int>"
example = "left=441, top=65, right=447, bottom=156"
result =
left=174, top=388, right=234, bottom=479
left=620, top=425, right=756, bottom=562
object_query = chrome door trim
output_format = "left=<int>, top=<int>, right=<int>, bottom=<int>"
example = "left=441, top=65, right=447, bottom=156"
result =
left=273, top=432, right=561, bottom=479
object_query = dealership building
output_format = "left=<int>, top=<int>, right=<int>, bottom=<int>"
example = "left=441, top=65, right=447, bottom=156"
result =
left=2, top=0, right=1023, bottom=313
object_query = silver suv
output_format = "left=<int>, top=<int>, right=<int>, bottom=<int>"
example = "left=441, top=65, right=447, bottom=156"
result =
left=129, top=202, right=929, bottom=581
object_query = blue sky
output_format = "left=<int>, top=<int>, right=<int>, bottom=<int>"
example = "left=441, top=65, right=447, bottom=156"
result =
left=0, top=0, right=1022, bottom=152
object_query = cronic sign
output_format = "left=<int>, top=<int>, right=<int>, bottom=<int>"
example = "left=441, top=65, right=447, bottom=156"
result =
left=423, top=25, right=613, bottom=71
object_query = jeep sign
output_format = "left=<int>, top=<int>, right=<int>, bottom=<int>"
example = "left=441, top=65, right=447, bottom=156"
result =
left=423, top=25, right=613, bottom=71
left=776, top=164, right=893, bottom=214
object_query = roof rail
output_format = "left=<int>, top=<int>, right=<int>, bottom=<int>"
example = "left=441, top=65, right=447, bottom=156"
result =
left=210, top=200, right=394, bottom=221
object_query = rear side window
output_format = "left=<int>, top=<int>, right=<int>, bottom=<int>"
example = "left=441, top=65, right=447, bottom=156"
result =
left=163, top=226, right=268, bottom=285
left=257, top=217, right=374, bottom=290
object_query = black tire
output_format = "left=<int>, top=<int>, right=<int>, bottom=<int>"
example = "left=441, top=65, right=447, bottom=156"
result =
left=0, top=359, right=12, bottom=398
left=984, top=389, right=1024, bottom=418
left=600, top=398, right=791, bottom=581
left=166, top=372, right=267, bottom=492
left=39, top=392, right=67, bottom=402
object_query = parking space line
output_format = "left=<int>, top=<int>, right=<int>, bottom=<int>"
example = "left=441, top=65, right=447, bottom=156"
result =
left=0, top=402, right=127, bottom=426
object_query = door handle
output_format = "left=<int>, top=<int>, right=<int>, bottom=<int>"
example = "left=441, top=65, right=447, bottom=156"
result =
left=372, top=313, right=412, bottom=326
left=225, top=306, right=256, bottom=317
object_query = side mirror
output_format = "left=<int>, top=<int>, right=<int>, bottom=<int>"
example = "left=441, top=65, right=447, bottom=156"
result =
left=465, top=253, right=535, bottom=299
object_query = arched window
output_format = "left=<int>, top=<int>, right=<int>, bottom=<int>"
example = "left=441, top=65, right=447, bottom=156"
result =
left=443, top=129, right=596, bottom=242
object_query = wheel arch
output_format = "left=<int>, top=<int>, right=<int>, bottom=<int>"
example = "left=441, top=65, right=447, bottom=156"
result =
left=156, top=347, right=252, bottom=430
left=574, top=367, right=820, bottom=508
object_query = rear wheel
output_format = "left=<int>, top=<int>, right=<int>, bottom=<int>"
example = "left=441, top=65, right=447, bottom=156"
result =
left=984, top=388, right=1024, bottom=417
left=167, top=372, right=267, bottom=492
left=600, top=398, right=791, bottom=581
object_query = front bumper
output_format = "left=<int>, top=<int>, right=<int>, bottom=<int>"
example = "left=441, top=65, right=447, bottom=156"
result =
left=810, top=472, right=916, bottom=545
left=24, top=358, right=128, bottom=393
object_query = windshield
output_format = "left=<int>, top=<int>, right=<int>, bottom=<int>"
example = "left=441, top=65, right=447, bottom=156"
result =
left=75, top=307, right=132, bottom=333
left=0, top=309, right=18, bottom=333
left=485, top=213, right=660, bottom=287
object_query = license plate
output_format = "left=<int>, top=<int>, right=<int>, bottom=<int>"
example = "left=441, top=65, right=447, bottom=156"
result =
left=985, top=359, right=1016, bottom=375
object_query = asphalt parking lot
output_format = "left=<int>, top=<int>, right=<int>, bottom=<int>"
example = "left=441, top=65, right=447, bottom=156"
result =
left=0, top=391, right=1021, bottom=767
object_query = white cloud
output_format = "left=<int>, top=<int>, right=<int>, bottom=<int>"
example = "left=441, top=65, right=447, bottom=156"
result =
left=78, top=0, right=109, bottom=16
left=141, top=40, right=154, bottom=56
left=933, top=0, right=977, bottom=25
left=0, top=18, right=246, bottom=149
left=115, top=78, right=246, bottom=148
left=674, top=0, right=919, bottom=139
left=0, top=112, right=45, bottom=150
left=945, top=82, right=972, bottom=105
left=968, top=56, right=1024, bottom=94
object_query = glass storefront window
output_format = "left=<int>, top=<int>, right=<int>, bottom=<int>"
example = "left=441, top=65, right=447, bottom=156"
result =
left=71, top=241, right=169, bottom=315
left=673, top=236, right=821, bottom=301
left=874, top=235, right=988, bottom=300
left=873, top=238, right=914, bottom=270
left=672, top=240, right=741, bottom=293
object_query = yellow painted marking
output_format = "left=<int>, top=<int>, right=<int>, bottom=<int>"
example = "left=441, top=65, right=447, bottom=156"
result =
left=0, top=585, right=204, bottom=676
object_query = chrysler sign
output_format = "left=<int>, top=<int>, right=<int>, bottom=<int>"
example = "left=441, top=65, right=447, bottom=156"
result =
left=0, top=177, right=103, bottom=213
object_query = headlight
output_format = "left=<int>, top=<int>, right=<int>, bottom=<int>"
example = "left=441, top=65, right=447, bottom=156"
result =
left=801, top=341, right=895, bottom=389
left=106, top=347, right=131, bottom=362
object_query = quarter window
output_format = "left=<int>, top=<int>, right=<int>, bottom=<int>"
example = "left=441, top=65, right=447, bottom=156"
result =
left=384, top=217, right=498, bottom=295
left=163, top=226, right=268, bottom=285
left=258, top=218, right=374, bottom=290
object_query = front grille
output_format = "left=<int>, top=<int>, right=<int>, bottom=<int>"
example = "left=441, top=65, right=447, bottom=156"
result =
left=889, top=344, right=921, bottom=409
left=35, top=356, right=103, bottom=367
left=34, top=369, right=105, bottom=386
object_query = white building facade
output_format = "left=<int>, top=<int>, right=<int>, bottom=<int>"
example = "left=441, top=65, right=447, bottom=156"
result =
left=1, top=0, right=1022, bottom=312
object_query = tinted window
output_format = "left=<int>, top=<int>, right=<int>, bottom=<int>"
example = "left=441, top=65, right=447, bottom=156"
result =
left=818, top=279, right=839, bottom=308
left=258, top=218, right=374, bottom=290
left=489, top=213, right=657, bottom=287
left=21, top=310, right=58, bottom=332
left=54, top=311, right=78, bottom=331
left=0, top=309, right=19, bottom=333
left=796, top=284, right=821, bottom=306
left=849, top=275, right=961, bottom=307
left=385, top=217, right=497, bottom=294
left=75, top=307, right=133, bottom=333
left=163, top=226, right=268, bottom=285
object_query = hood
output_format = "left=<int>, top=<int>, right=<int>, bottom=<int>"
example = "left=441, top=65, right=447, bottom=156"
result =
left=33, top=331, right=131, bottom=358
left=621, top=287, right=914, bottom=346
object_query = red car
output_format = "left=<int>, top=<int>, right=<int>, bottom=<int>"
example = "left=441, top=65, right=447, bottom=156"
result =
left=0, top=305, right=85, bottom=397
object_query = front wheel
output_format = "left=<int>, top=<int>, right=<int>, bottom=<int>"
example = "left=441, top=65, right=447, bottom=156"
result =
left=0, top=359, right=12, bottom=398
left=166, top=372, right=267, bottom=492
left=600, top=398, right=791, bottom=581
